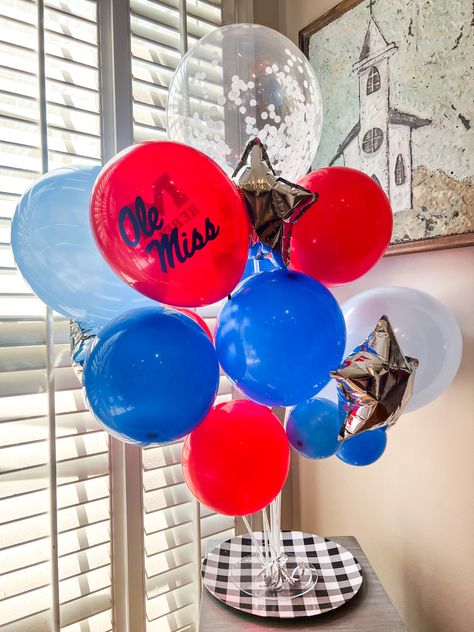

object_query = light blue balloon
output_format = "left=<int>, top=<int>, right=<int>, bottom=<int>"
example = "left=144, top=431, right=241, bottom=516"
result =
left=286, top=398, right=342, bottom=459
left=11, top=166, right=155, bottom=326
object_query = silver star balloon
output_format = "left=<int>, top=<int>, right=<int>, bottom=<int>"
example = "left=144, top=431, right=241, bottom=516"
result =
left=232, top=138, right=317, bottom=265
left=331, top=315, right=419, bottom=441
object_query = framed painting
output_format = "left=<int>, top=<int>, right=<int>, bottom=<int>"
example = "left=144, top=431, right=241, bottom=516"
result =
left=299, top=0, right=474, bottom=255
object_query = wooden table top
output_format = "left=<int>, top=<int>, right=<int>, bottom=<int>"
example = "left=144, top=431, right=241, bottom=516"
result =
left=199, top=536, right=407, bottom=631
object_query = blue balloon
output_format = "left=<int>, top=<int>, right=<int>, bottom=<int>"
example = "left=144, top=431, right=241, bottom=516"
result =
left=11, top=166, right=155, bottom=326
left=83, top=307, right=219, bottom=445
left=241, top=242, right=285, bottom=280
left=215, top=269, right=346, bottom=406
left=336, top=429, right=387, bottom=466
left=287, top=398, right=342, bottom=459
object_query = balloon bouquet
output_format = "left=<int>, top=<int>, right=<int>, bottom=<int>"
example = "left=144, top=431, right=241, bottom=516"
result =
left=12, top=24, right=462, bottom=613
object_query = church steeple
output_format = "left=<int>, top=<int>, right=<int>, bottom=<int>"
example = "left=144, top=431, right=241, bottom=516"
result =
left=353, top=17, right=397, bottom=74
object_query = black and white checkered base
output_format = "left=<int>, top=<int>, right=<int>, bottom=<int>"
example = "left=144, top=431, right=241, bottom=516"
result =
left=202, top=531, right=363, bottom=618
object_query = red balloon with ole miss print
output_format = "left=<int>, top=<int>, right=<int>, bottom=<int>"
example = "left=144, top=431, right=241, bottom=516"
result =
left=90, top=141, right=250, bottom=307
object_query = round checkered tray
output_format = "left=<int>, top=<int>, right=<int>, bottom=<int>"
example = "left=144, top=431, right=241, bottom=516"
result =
left=202, top=531, right=363, bottom=618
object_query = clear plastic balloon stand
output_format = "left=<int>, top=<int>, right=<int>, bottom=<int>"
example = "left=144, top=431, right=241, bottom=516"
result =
left=232, top=494, right=318, bottom=599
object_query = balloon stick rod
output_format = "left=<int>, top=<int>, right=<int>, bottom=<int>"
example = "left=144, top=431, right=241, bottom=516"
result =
left=262, top=507, right=272, bottom=565
left=269, top=493, right=281, bottom=559
left=242, top=515, right=267, bottom=568
left=267, top=406, right=288, bottom=561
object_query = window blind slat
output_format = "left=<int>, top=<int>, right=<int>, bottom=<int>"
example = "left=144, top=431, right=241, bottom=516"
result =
left=0, top=0, right=35, bottom=26
left=61, top=609, right=112, bottom=632
left=0, top=610, right=51, bottom=632
left=0, top=511, right=50, bottom=550
left=0, top=537, right=50, bottom=576
left=146, top=562, right=194, bottom=600
left=0, top=343, right=71, bottom=372
left=133, top=124, right=168, bottom=142
left=45, top=0, right=97, bottom=24
left=144, top=483, right=192, bottom=517
left=145, top=517, right=195, bottom=555
left=143, top=463, right=185, bottom=495
left=0, top=587, right=52, bottom=628
left=146, top=583, right=194, bottom=622
left=0, top=560, right=50, bottom=601
left=57, top=497, right=111, bottom=534
left=58, top=521, right=111, bottom=558
left=148, top=606, right=196, bottom=632
left=0, top=319, right=69, bottom=346
left=59, top=566, right=111, bottom=604
left=143, top=442, right=184, bottom=471
left=0, top=365, right=80, bottom=397
left=145, top=541, right=194, bottom=573
left=59, top=589, right=112, bottom=628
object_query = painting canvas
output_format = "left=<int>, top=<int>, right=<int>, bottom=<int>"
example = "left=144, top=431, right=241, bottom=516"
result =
left=300, top=0, right=474, bottom=253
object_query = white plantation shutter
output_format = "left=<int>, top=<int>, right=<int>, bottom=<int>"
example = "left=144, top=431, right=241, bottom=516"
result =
left=1, top=1, right=229, bottom=631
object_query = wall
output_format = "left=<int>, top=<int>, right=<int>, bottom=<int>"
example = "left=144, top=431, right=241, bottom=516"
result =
left=253, top=1, right=474, bottom=631
left=277, top=0, right=340, bottom=43
left=292, top=246, right=474, bottom=632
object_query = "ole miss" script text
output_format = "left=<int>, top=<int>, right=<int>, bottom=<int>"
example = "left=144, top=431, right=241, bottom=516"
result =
left=117, top=173, right=220, bottom=274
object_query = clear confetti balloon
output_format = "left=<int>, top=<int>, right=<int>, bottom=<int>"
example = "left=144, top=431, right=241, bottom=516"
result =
left=166, top=24, right=323, bottom=181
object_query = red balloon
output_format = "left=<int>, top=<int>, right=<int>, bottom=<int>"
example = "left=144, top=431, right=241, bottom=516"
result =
left=182, top=400, right=290, bottom=516
left=90, top=141, right=250, bottom=307
left=290, top=167, right=393, bottom=285
left=175, top=307, right=213, bottom=342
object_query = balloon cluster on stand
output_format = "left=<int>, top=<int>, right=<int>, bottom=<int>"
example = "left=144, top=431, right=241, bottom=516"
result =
left=11, top=22, right=463, bottom=600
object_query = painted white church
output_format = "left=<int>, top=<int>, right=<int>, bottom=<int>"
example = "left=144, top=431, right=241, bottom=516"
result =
left=330, top=17, right=431, bottom=212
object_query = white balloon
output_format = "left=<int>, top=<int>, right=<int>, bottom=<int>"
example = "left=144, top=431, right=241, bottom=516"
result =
left=342, top=287, right=463, bottom=411
left=166, top=24, right=323, bottom=181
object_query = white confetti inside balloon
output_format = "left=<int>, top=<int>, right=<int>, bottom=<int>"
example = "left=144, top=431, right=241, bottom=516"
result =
left=166, top=24, right=323, bottom=181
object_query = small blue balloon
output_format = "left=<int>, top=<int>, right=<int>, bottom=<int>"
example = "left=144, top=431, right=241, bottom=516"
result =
left=287, top=398, right=342, bottom=459
left=336, top=429, right=387, bottom=466
left=11, top=166, right=155, bottom=326
left=242, top=242, right=285, bottom=280
left=83, top=307, right=219, bottom=445
left=215, top=269, right=346, bottom=406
